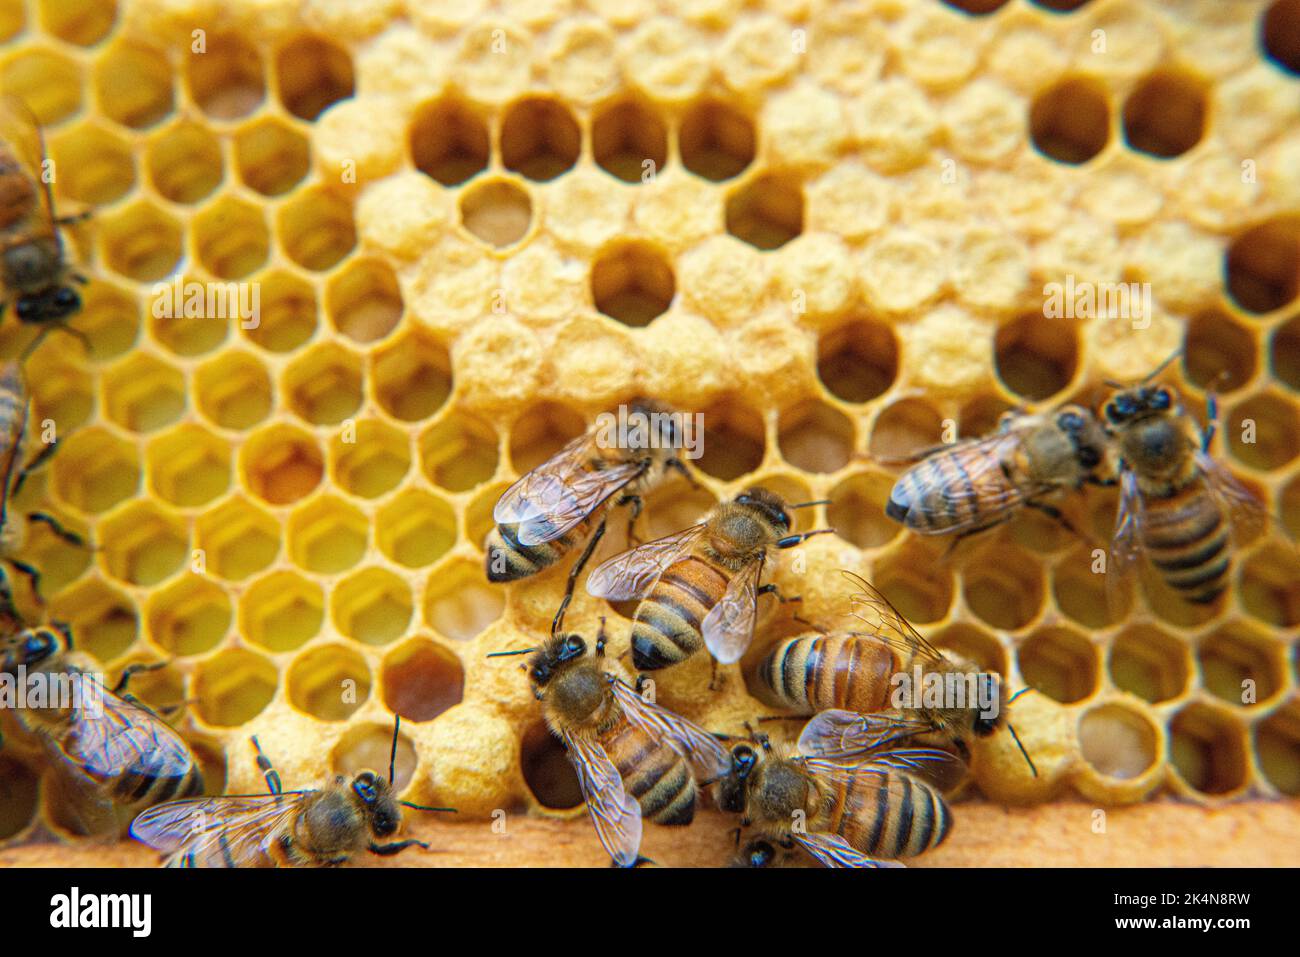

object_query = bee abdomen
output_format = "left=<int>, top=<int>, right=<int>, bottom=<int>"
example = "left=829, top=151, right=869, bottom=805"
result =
left=630, top=560, right=722, bottom=670
left=607, top=725, right=696, bottom=825
left=485, top=524, right=568, bottom=582
left=1142, top=489, right=1230, bottom=603
left=841, top=772, right=950, bottom=861
left=889, top=449, right=1002, bottom=531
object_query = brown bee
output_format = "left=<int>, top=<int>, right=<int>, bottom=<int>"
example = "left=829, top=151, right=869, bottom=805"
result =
left=489, top=623, right=730, bottom=867
left=585, top=487, right=830, bottom=671
left=885, top=404, right=1111, bottom=543
left=486, top=398, right=694, bottom=634
left=129, top=717, right=454, bottom=867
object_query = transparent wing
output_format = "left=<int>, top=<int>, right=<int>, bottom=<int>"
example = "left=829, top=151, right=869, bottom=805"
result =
left=1106, top=467, right=1145, bottom=616
left=1194, top=450, right=1269, bottom=546
left=130, top=793, right=309, bottom=866
left=606, top=676, right=730, bottom=782
left=701, top=558, right=762, bottom=665
left=840, top=570, right=948, bottom=666
left=563, top=730, right=642, bottom=868
left=585, top=524, right=706, bottom=601
left=797, top=709, right=932, bottom=759
left=56, top=683, right=198, bottom=786
left=895, top=432, right=1035, bottom=533
left=0, top=94, right=57, bottom=244
left=796, top=749, right=966, bottom=791
left=792, top=831, right=903, bottom=869
left=0, top=363, right=29, bottom=529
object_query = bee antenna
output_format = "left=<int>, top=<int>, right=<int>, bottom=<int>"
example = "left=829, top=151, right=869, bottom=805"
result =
left=789, top=499, right=831, bottom=509
left=389, top=715, right=401, bottom=786
left=1007, top=686, right=1034, bottom=705
left=1007, top=723, right=1038, bottom=778
left=401, top=801, right=457, bottom=814
left=486, top=648, right=536, bottom=658
left=1142, top=349, right=1183, bottom=383
left=1101, top=379, right=1125, bottom=390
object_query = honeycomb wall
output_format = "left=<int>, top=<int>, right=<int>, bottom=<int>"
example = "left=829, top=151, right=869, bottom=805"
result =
left=0, top=0, right=1298, bottom=853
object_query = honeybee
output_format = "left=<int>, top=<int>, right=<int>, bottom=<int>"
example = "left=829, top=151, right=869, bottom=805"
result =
left=715, top=732, right=958, bottom=869
left=130, top=717, right=454, bottom=867
left=885, top=404, right=1111, bottom=543
left=0, top=621, right=203, bottom=832
left=755, top=571, right=1037, bottom=775
left=488, top=622, right=731, bottom=867
left=0, top=96, right=88, bottom=342
left=585, top=487, right=831, bottom=671
left=1102, top=359, right=1268, bottom=606
left=487, top=398, right=694, bottom=634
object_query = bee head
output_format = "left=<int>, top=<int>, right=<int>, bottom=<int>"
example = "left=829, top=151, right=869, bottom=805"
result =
left=970, top=671, right=1007, bottom=737
left=716, top=743, right=758, bottom=813
left=3, top=623, right=70, bottom=674
left=1054, top=405, right=1107, bottom=471
left=352, top=770, right=401, bottom=837
left=528, top=633, right=587, bottom=687
left=15, top=284, right=81, bottom=325
left=733, top=487, right=791, bottom=535
left=1104, top=386, right=1174, bottom=426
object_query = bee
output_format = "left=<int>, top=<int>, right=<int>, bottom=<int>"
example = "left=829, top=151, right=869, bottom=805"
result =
left=885, top=404, right=1111, bottom=544
left=715, top=732, right=958, bottom=869
left=1102, top=358, right=1269, bottom=606
left=0, top=95, right=89, bottom=345
left=755, top=571, right=1037, bottom=775
left=488, top=621, right=731, bottom=867
left=585, top=487, right=831, bottom=671
left=486, top=398, right=694, bottom=634
left=130, top=717, right=455, bottom=867
left=0, top=620, right=203, bottom=832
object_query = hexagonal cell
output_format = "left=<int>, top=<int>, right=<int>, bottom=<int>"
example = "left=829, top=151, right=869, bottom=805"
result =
left=592, top=97, right=668, bottom=184
left=466, top=482, right=511, bottom=552
left=640, top=477, right=718, bottom=540
left=1225, top=216, right=1300, bottom=315
left=1184, top=310, right=1256, bottom=393
left=680, top=98, right=756, bottom=183
left=424, top=561, right=504, bottom=641
left=98, top=200, right=183, bottom=282
left=1197, top=625, right=1285, bottom=707
left=333, top=567, right=412, bottom=646
left=193, top=647, right=278, bottom=727
left=241, top=425, right=324, bottom=506
left=1275, top=313, right=1300, bottom=393
left=146, top=277, right=230, bottom=358
left=1255, top=704, right=1300, bottom=796
left=39, top=0, right=115, bottom=46
left=1226, top=391, right=1300, bottom=470
left=326, top=258, right=402, bottom=344
left=419, top=410, right=499, bottom=492
left=1017, top=626, right=1098, bottom=703
left=102, top=352, right=186, bottom=434
left=873, top=541, right=953, bottom=625
left=726, top=171, right=804, bottom=250
left=244, top=270, right=318, bottom=353
left=995, top=312, right=1078, bottom=400
left=507, top=401, right=585, bottom=475
left=99, top=501, right=188, bottom=587
left=1122, top=70, right=1207, bottom=159
left=694, top=396, right=764, bottom=481
left=287, top=645, right=371, bottom=722
left=410, top=96, right=489, bottom=186
left=591, top=240, right=675, bottom=327
left=276, top=33, right=354, bottom=122
left=240, top=570, right=324, bottom=653
left=145, top=119, right=222, bottom=205
left=1108, top=624, right=1189, bottom=704
left=94, top=40, right=173, bottom=129
left=1078, top=703, right=1159, bottom=781
left=333, top=723, right=418, bottom=791
left=194, top=350, right=273, bottom=431
left=51, top=426, right=139, bottom=515
left=1168, top=703, right=1249, bottom=796
left=75, top=281, right=139, bottom=360
left=382, top=637, right=464, bottom=722
left=1262, top=0, right=1300, bottom=75
left=193, top=195, right=270, bottom=280
left=459, top=178, right=533, bottom=249
left=194, top=496, right=280, bottom=581
left=1051, top=549, right=1113, bottom=629
left=963, top=545, right=1045, bottom=631
left=929, top=622, right=1008, bottom=677
left=1, top=47, right=81, bottom=124
left=827, top=472, right=900, bottom=549
left=283, top=342, right=363, bottom=426
left=145, top=574, right=231, bottom=657
left=186, top=33, right=264, bottom=119
left=376, top=489, right=457, bottom=569
left=778, top=400, right=853, bottom=474
left=0, top=754, right=38, bottom=840
left=287, top=494, right=368, bottom=574
left=1029, top=76, right=1110, bottom=165
left=371, top=329, right=452, bottom=422
left=146, top=423, right=231, bottom=508
left=1240, top=544, right=1300, bottom=627
left=331, top=419, right=409, bottom=499
left=17, top=506, right=92, bottom=598
left=501, top=96, right=580, bottom=182
left=49, top=122, right=134, bottom=206
left=233, top=116, right=309, bottom=197
left=47, top=577, right=138, bottom=663
left=521, top=720, right=582, bottom=809
left=868, top=397, right=943, bottom=461
left=278, top=186, right=355, bottom=272
left=817, top=319, right=898, bottom=404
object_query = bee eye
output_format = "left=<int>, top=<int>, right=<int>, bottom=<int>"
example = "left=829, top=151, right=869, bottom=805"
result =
left=22, top=631, right=53, bottom=660
left=731, top=745, right=756, bottom=778
left=748, top=842, right=775, bottom=867
left=1057, top=411, right=1083, bottom=432
left=14, top=298, right=33, bottom=320
left=353, top=778, right=378, bottom=804
left=531, top=664, right=548, bottom=682
left=55, top=288, right=79, bottom=309
left=1078, top=446, right=1100, bottom=469
left=735, top=494, right=753, bottom=507
left=1153, top=388, right=1171, bottom=410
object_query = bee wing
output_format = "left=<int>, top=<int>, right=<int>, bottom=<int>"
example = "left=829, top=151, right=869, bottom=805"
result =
left=899, top=433, right=1035, bottom=533
left=797, top=749, right=966, bottom=790
left=1106, top=467, right=1146, bottom=615
left=701, top=557, right=762, bottom=665
left=791, top=831, right=903, bottom=869
left=130, top=793, right=310, bottom=865
left=605, top=675, right=730, bottom=781
left=585, top=524, right=706, bottom=601
left=840, top=571, right=948, bottom=666
left=1194, top=450, right=1269, bottom=546
left=562, top=729, right=643, bottom=868
left=0, top=362, right=29, bottom=529
left=54, top=682, right=199, bottom=787
left=493, top=433, right=644, bottom=546
left=0, top=95, right=58, bottom=245
left=797, top=709, right=932, bottom=759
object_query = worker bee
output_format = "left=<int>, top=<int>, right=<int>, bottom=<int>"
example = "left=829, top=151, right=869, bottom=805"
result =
left=1101, top=357, right=1273, bottom=606
left=885, top=404, right=1111, bottom=543
left=486, top=398, right=694, bottom=634
left=715, top=732, right=958, bottom=869
left=0, top=620, right=203, bottom=833
left=0, top=96, right=89, bottom=344
left=488, top=622, right=731, bottom=867
left=585, top=487, right=831, bottom=671
left=130, top=717, right=454, bottom=867
left=755, top=571, right=1037, bottom=775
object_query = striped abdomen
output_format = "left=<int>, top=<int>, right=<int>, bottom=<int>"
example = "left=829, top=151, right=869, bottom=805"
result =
left=485, top=511, right=598, bottom=582
left=630, top=555, right=730, bottom=670
left=601, top=718, right=696, bottom=825
left=887, top=439, right=1021, bottom=533
left=823, top=769, right=951, bottom=861
left=1140, top=481, right=1231, bottom=604
left=757, top=634, right=902, bottom=715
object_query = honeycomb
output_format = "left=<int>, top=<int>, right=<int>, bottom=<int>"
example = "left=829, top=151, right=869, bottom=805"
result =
left=0, top=0, right=1299, bottom=867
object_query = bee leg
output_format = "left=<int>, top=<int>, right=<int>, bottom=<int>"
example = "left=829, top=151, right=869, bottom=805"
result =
left=113, top=660, right=168, bottom=695
left=729, top=827, right=743, bottom=848
left=8, top=559, right=43, bottom=604
left=552, top=517, right=607, bottom=635
left=369, top=839, right=430, bottom=856
left=596, top=617, right=608, bottom=657
left=941, top=518, right=1009, bottom=558
left=1202, top=392, right=1219, bottom=452
left=616, top=493, right=643, bottom=546
left=708, top=658, right=722, bottom=692
left=1024, top=501, right=1080, bottom=539
left=14, top=437, right=61, bottom=495
left=250, top=736, right=284, bottom=795
left=667, top=458, right=703, bottom=491
left=756, top=583, right=800, bottom=605
left=26, top=511, right=87, bottom=549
